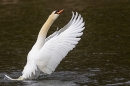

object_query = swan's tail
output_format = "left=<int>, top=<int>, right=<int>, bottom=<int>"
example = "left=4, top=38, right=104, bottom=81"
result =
left=5, top=75, right=23, bottom=80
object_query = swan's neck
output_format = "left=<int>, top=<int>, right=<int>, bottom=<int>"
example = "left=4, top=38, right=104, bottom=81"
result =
left=38, top=16, right=55, bottom=41
left=34, top=15, right=56, bottom=49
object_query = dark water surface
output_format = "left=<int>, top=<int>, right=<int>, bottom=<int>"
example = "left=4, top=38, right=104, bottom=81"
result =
left=0, top=0, right=130, bottom=86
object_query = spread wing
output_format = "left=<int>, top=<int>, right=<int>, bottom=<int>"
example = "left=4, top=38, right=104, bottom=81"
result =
left=35, top=12, right=85, bottom=74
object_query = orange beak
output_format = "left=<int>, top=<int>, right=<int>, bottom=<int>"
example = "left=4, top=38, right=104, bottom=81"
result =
left=57, top=9, right=64, bottom=14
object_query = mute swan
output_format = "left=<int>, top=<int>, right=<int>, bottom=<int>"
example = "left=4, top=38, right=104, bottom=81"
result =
left=5, top=9, right=85, bottom=80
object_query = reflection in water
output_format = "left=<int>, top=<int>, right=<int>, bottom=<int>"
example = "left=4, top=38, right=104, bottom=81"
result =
left=22, top=80, right=75, bottom=86
left=0, top=0, right=130, bottom=85
left=2, top=80, right=75, bottom=86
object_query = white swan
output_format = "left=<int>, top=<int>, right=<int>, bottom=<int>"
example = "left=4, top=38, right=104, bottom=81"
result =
left=5, top=10, right=85, bottom=80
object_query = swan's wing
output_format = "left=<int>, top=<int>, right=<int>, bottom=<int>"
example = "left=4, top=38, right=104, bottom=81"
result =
left=36, top=12, right=85, bottom=74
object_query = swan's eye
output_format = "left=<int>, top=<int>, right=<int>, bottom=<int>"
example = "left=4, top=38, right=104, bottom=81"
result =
left=55, top=9, right=64, bottom=14
left=55, top=10, right=59, bottom=14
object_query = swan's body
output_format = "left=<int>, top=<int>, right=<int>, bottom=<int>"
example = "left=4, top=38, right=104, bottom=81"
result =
left=5, top=10, right=85, bottom=80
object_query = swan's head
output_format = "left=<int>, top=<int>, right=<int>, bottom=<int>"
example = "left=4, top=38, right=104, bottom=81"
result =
left=49, top=9, right=64, bottom=20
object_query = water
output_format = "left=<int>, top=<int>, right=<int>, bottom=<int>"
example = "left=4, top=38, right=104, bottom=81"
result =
left=0, top=0, right=130, bottom=85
